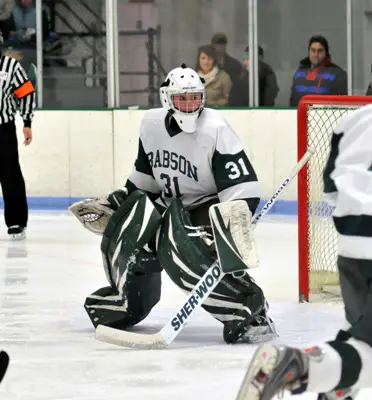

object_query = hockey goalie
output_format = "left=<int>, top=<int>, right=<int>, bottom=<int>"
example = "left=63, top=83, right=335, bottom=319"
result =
left=69, top=64, right=277, bottom=345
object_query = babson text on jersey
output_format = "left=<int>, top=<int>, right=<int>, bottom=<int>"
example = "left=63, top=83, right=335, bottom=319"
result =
left=148, top=150, right=198, bottom=182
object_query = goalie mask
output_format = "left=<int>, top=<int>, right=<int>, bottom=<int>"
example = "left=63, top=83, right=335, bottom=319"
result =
left=159, top=64, right=205, bottom=133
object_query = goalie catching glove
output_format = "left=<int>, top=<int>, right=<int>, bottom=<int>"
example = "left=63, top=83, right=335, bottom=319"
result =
left=68, top=188, right=128, bottom=235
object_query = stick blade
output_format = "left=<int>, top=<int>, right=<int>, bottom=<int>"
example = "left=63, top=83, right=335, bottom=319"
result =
left=95, top=325, right=168, bottom=350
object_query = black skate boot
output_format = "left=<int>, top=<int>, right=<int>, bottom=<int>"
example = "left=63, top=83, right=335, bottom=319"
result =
left=241, top=301, right=278, bottom=344
left=224, top=299, right=278, bottom=344
left=8, top=225, right=26, bottom=240
left=236, top=343, right=310, bottom=400
left=241, top=313, right=278, bottom=344
left=0, top=350, right=9, bottom=383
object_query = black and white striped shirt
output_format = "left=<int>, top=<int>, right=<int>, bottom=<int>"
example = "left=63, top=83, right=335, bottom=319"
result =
left=323, top=103, right=372, bottom=260
left=0, top=54, right=35, bottom=127
left=125, top=108, right=260, bottom=214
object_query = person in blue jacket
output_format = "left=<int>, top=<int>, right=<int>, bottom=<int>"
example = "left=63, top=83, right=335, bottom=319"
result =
left=290, top=35, right=347, bottom=107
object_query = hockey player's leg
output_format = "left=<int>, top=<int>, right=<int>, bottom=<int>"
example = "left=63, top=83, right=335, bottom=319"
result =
left=85, top=249, right=161, bottom=329
left=236, top=255, right=372, bottom=400
left=315, top=256, right=372, bottom=399
left=337, top=256, right=372, bottom=347
left=157, top=199, right=276, bottom=344
left=303, top=253, right=372, bottom=399
left=316, top=256, right=372, bottom=398
left=85, top=190, right=162, bottom=330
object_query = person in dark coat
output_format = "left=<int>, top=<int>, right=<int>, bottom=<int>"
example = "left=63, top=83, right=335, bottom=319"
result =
left=290, top=35, right=347, bottom=107
left=211, top=33, right=242, bottom=86
left=229, top=45, right=279, bottom=107
left=365, top=64, right=372, bottom=95
left=366, top=84, right=372, bottom=96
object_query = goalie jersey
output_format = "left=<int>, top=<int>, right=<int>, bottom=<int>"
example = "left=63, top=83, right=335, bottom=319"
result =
left=125, top=108, right=260, bottom=213
left=323, top=103, right=372, bottom=260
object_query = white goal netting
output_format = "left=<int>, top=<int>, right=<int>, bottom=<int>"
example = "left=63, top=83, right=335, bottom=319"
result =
left=303, top=105, right=358, bottom=299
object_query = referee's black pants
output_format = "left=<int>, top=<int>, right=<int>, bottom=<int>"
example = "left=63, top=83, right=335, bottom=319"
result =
left=0, top=121, right=28, bottom=228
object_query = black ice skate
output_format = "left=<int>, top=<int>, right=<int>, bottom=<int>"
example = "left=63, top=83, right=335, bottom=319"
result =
left=236, top=343, right=309, bottom=400
left=241, top=314, right=278, bottom=344
left=0, top=350, right=9, bottom=383
left=318, top=388, right=358, bottom=400
left=8, top=225, right=26, bottom=240
left=241, top=301, right=278, bottom=344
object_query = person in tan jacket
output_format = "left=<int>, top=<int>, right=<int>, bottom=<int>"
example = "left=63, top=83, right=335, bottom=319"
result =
left=0, top=0, right=14, bottom=21
left=196, top=44, right=232, bottom=107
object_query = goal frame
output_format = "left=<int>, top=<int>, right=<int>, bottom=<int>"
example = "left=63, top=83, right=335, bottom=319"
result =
left=298, top=95, right=372, bottom=302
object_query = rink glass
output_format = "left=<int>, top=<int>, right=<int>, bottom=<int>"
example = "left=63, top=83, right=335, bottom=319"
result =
left=34, top=1, right=372, bottom=107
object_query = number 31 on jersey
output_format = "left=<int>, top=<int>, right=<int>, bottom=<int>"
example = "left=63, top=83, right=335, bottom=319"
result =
left=161, top=173, right=183, bottom=198
left=225, top=158, right=250, bottom=180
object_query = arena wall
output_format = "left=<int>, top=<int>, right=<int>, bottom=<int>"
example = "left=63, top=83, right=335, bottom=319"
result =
left=9, top=109, right=299, bottom=213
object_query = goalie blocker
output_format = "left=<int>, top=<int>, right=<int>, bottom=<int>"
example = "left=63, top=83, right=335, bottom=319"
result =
left=83, top=190, right=276, bottom=344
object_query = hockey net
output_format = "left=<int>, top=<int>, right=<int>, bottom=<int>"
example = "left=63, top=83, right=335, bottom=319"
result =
left=298, top=95, right=372, bottom=302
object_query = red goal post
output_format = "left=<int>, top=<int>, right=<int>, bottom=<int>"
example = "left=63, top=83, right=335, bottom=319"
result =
left=297, top=95, right=372, bottom=302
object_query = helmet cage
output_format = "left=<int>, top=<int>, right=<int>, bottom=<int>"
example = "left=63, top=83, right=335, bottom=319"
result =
left=170, top=89, right=204, bottom=115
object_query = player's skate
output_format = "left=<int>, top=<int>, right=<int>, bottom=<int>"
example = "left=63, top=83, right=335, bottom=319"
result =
left=241, top=301, right=277, bottom=343
left=241, top=315, right=277, bottom=344
left=236, top=343, right=309, bottom=400
left=8, top=225, right=26, bottom=240
left=318, top=388, right=358, bottom=400
left=223, top=299, right=277, bottom=344
left=0, top=350, right=9, bottom=383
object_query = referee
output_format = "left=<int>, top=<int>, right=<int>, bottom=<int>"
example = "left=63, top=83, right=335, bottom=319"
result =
left=0, top=50, right=35, bottom=239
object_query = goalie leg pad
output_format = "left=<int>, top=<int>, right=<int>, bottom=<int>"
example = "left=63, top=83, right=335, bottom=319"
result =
left=84, top=249, right=161, bottom=329
left=85, top=190, right=162, bottom=330
left=101, top=190, right=162, bottom=285
left=157, top=199, right=275, bottom=343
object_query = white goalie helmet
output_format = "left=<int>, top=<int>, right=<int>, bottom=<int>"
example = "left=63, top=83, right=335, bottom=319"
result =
left=159, top=63, right=205, bottom=133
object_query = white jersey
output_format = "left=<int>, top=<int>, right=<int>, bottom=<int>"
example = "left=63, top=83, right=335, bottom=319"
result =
left=323, top=103, right=372, bottom=260
left=126, top=108, right=260, bottom=211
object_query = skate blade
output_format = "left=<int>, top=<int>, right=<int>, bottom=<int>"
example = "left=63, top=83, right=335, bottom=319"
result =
left=320, top=388, right=359, bottom=400
left=244, top=331, right=278, bottom=344
left=10, top=232, right=26, bottom=241
left=235, top=344, right=279, bottom=400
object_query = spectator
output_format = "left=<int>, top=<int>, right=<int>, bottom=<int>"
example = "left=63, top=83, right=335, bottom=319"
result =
left=366, top=84, right=372, bottom=95
left=229, top=45, right=279, bottom=107
left=366, top=64, right=372, bottom=95
left=3, top=45, right=36, bottom=88
left=290, top=35, right=347, bottom=107
left=211, top=32, right=242, bottom=86
left=1, top=0, right=49, bottom=94
left=0, top=0, right=14, bottom=42
left=196, top=44, right=231, bottom=107
left=7, top=0, right=49, bottom=48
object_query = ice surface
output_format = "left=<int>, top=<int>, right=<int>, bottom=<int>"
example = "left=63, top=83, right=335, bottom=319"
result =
left=0, top=213, right=370, bottom=399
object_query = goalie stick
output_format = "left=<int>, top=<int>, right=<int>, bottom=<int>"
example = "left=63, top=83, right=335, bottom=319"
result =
left=95, top=148, right=314, bottom=349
